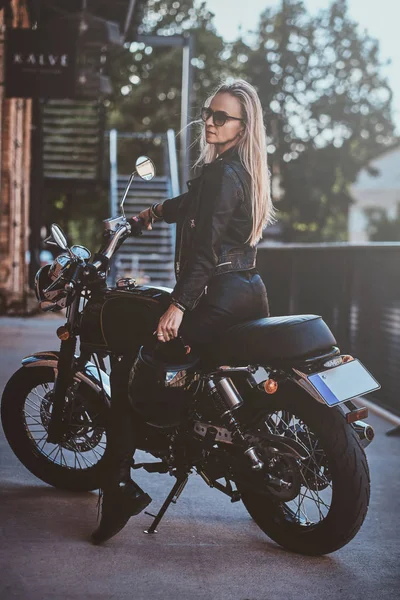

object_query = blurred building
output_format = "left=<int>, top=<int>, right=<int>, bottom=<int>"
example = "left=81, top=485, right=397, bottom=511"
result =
left=349, top=143, right=400, bottom=242
left=0, top=0, right=31, bottom=312
left=0, top=0, right=145, bottom=313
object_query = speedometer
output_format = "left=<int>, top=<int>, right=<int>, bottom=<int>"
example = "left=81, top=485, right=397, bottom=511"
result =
left=71, top=245, right=91, bottom=260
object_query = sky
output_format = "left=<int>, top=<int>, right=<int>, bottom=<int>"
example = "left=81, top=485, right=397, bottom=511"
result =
left=204, top=0, right=400, bottom=133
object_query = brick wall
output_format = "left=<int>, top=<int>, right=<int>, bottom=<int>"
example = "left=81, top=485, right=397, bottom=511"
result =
left=0, top=0, right=32, bottom=312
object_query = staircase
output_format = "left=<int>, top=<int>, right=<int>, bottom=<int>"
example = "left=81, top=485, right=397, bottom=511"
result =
left=113, top=175, right=176, bottom=287
left=42, top=100, right=104, bottom=182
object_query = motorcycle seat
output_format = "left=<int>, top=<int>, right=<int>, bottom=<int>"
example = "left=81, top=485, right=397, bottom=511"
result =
left=210, top=314, right=337, bottom=365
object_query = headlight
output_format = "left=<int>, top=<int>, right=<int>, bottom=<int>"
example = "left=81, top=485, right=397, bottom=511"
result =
left=48, top=254, right=71, bottom=281
left=34, top=259, right=73, bottom=312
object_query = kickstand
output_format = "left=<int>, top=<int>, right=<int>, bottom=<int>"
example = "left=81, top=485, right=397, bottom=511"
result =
left=144, top=474, right=189, bottom=534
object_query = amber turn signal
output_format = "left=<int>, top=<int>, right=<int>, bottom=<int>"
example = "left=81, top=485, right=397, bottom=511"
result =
left=342, top=355, right=354, bottom=363
left=346, top=407, right=368, bottom=424
left=56, top=325, right=70, bottom=341
left=264, top=379, right=278, bottom=394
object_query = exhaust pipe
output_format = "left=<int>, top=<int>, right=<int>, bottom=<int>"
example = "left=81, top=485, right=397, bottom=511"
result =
left=351, top=420, right=375, bottom=448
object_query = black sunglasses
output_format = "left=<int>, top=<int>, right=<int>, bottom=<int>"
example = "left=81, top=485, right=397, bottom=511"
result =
left=201, top=106, right=244, bottom=127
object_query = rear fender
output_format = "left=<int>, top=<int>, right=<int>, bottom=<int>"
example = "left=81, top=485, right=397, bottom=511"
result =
left=21, top=351, right=111, bottom=404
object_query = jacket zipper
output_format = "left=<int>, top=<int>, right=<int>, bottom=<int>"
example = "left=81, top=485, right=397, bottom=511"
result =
left=175, top=224, right=184, bottom=277
left=175, top=178, right=204, bottom=278
left=216, top=261, right=232, bottom=268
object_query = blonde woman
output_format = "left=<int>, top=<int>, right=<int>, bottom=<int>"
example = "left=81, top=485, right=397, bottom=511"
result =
left=150, top=79, right=274, bottom=347
left=92, top=79, right=274, bottom=544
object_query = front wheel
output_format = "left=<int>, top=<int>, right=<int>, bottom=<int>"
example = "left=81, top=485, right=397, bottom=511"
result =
left=238, top=386, right=370, bottom=555
left=1, top=366, right=109, bottom=491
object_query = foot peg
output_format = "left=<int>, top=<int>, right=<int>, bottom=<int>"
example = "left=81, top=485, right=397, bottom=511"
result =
left=132, top=461, right=169, bottom=473
left=244, top=446, right=264, bottom=470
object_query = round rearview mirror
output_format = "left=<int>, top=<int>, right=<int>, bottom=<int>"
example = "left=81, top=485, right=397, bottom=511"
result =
left=51, top=224, right=68, bottom=250
left=135, top=156, right=155, bottom=181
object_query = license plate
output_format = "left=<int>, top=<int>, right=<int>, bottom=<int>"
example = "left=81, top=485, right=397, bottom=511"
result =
left=307, top=359, right=380, bottom=407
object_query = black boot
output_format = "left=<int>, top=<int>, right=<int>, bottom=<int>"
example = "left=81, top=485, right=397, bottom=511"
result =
left=91, top=479, right=151, bottom=545
left=92, top=358, right=151, bottom=544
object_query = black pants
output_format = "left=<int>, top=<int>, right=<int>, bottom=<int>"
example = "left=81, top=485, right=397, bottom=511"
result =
left=105, top=271, right=269, bottom=482
left=103, top=355, right=137, bottom=486
left=180, top=270, right=269, bottom=350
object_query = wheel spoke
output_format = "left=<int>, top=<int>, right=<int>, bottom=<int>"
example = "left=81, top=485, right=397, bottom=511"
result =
left=23, top=411, right=43, bottom=428
left=92, top=446, right=105, bottom=460
left=21, top=379, right=106, bottom=472
left=37, top=433, right=49, bottom=450
left=294, top=486, right=312, bottom=523
left=259, top=409, right=333, bottom=528
left=30, top=387, right=49, bottom=404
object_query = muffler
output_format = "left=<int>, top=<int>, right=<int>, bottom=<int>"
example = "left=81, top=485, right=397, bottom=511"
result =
left=351, top=420, right=375, bottom=448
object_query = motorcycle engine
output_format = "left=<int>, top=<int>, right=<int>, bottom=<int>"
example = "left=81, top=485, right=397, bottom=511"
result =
left=128, top=344, right=200, bottom=428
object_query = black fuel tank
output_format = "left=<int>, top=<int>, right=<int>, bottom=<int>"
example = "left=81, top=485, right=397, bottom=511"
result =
left=80, top=285, right=172, bottom=354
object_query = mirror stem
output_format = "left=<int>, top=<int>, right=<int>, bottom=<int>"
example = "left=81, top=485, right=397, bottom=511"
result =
left=120, top=171, right=136, bottom=217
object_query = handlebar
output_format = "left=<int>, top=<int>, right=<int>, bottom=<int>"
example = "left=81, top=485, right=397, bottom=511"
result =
left=129, top=216, right=145, bottom=236
left=91, top=216, right=145, bottom=271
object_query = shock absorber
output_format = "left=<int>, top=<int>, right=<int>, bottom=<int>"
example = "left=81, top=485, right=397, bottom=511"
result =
left=206, top=378, right=264, bottom=471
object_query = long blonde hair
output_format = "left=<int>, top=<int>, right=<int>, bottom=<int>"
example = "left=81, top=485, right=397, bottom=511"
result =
left=194, top=79, right=275, bottom=246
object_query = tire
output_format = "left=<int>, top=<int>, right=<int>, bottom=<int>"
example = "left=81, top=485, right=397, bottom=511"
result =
left=238, top=385, right=370, bottom=555
left=1, top=366, right=109, bottom=491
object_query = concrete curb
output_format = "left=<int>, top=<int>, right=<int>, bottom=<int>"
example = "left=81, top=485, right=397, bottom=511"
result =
left=356, top=396, right=400, bottom=427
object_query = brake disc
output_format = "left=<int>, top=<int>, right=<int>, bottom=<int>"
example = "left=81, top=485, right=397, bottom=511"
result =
left=286, top=424, right=331, bottom=491
left=39, top=388, right=103, bottom=452
left=263, top=454, right=302, bottom=501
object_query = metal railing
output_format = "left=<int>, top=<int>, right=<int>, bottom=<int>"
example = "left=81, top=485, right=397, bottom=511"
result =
left=257, top=242, right=400, bottom=416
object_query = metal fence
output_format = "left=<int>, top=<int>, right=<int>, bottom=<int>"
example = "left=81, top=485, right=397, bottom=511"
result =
left=257, top=243, right=400, bottom=416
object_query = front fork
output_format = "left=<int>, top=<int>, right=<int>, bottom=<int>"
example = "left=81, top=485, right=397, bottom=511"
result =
left=46, top=297, right=79, bottom=444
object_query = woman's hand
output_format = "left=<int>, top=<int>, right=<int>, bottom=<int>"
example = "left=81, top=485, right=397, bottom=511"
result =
left=156, top=304, right=184, bottom=342
left=138, top=207, right=153, bottom=231
left=138, top=204, right=163, bottom=231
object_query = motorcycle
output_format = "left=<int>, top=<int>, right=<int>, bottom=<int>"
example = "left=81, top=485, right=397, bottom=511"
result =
left=1, top=155, right=380, bottom=555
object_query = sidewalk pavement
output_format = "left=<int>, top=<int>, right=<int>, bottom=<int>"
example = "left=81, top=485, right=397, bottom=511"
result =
left=0, top=315, right=399, bottom=600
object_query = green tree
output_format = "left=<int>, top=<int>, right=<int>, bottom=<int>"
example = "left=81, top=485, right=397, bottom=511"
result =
left=365, top=205, right=400, bottom=241
left=106, top=0, right=237, bottom=171
left=230, top=0, right=396, bottom=241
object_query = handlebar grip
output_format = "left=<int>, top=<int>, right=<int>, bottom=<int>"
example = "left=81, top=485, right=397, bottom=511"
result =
left=128, top=216, right=145, bottom=237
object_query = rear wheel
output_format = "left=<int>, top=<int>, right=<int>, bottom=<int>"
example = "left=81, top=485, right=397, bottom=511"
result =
left=1, top=366, right=109, bottom=491
left=238, top=386, right=370, bottom=555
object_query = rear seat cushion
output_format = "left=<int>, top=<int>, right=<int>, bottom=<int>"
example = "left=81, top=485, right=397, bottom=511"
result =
left=209, top=314, right=337, bottom=365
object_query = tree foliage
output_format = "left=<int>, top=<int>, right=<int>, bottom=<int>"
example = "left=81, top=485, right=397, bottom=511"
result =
left=365, top=205, right=400, bottom=241
left=229, top=0, right=396, bottom=240
left=108, top=1, right=229, bottom=133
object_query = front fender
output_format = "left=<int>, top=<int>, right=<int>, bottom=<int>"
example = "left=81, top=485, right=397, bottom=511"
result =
left=21, top=351, right=111, bottom=404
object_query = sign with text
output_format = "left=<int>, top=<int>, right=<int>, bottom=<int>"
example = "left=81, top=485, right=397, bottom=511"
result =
left=5, top=25, right=77, bottom=98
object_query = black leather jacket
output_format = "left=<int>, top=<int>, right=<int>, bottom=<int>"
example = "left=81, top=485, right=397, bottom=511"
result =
left=162, top=146, right=257, bottom=311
